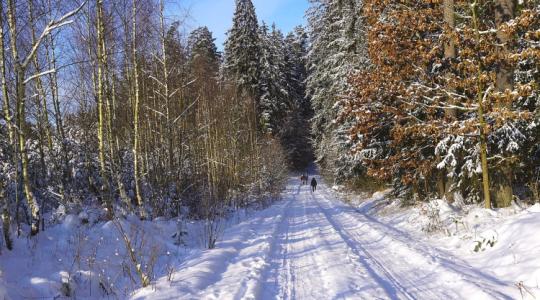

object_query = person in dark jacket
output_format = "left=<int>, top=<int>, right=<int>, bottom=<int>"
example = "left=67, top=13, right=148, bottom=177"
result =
left=311, top=177, right=317, bottom=192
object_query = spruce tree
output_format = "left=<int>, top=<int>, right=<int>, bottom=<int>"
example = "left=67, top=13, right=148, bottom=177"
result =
left=285, top=26, right=309, bottom=116
left=188, top=26, right=220, bottom=75
left=270, top=24, right=290, bottom=118
left=306, top=0, right=368, bottom=180
left=223, top=0, right=261, bottom=102
left=258, top=22, right=277, bottom=132
left=279, top=26, right=314, bottom=170
left=258, top=23, right=290, bottom=133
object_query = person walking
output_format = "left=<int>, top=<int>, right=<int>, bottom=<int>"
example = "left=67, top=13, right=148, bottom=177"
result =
left=311, top=177, right=317, bottom=192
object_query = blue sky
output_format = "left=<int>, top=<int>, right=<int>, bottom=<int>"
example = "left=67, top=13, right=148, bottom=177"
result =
left=166, top=0, right=310, bottom=50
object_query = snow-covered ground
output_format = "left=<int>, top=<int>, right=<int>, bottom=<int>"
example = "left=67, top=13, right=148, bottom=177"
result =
left=133, top=176, right=539, bottom=299
left=1, top=175, right=539, bottom=299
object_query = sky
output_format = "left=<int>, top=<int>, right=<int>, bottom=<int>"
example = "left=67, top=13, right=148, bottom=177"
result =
left=166, top=0, right=310, bottom=50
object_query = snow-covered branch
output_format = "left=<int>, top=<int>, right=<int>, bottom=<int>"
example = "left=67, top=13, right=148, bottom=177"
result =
left=172, top=96, right=200, bottom=125
left=411, top=83, right=469, bottom=101
left=398, top=97, right=477, bottom=112
left=24, top=69, right=56, bottom=84
left=21, top=2, right=87, bottom=69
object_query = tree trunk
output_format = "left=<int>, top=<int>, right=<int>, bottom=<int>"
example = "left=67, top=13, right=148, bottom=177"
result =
left=29, top=0, right=53, bottom=189
left=494, top=0, right=516, bottom=91
left=7, top=0, right=41, bottom=235
left=0, top=4, right=12, bottom=249
left=471, top=0, right=492, bottom=209
left=97, top=0, right=114, bottom=219
left=439, top=0, right=456, bottom=203
left=108, top=73, right=131, bottom=210
left=0, top=3, right=13, bottom=147
left=492, top=0, right=516, bottom=207
left=132, top=0, right=145, bottom=218
left=443, top=0, right=456, bottom=59
left=0, top=177, right=12, bottom=250
left=15, top=68, right=40, bottom=235
left=44, top=7, right=70, bottom=203
left=494, top=165, right=513, bottom=207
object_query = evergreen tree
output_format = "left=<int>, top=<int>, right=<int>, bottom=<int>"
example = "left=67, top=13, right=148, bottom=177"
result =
left=340, top=0, right=540, bottom=206
left=270, top=24, right=291, bottom=120
left=285, top=26, right=309, bottom=116
left=223, top=0, right=261, bottom=101
left=306, top=0, right=368, bottom=181
left=279, top=26, right=314, bottom=170
left=188, top=26, right=220, bottom=75
left=258, top=23, right=289, bottom=133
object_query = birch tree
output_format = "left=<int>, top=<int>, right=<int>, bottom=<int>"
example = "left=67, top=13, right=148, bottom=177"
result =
left=6, top=0, right=85, bottom=235
left=96, top=0, right=114, bottom=218
left=0, top=1, right=13, bottom=247
left=132, top=0, right=144, bottom=217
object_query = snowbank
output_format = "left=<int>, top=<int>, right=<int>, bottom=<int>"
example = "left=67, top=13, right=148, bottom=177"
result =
left=0, top=212, right=197, bottom=299
left=352, top=191, right=540, bottom=299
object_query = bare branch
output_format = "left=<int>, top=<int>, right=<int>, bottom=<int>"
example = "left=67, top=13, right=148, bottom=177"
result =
left=22, top=1, right=87, bottom=69
left=148, top=75, right=166, bottom=88
left=398, top=97, right=477, bottom=112
left=24, top=69, right=56, bottom=84
left=172, top=96, right=200, bottom=125
left=144, top=105, right=166, bottom=118
left=482, top=85, right=494, bottom=104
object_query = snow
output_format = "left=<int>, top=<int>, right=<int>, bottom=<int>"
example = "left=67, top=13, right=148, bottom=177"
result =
left=134, top=176, right=539, bottom=299
left=1, top=175, right=540, bottom=299
left=349, top=193, right=540, bottom=299
left=0, top=212, right=197, bottom=299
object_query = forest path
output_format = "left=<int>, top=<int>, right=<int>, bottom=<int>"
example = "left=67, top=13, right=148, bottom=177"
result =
left=133, top=175, right=515, bottom=300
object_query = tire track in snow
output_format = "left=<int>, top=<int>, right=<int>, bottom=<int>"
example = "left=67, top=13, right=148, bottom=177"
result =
left=300, top=189, right=374, bottom=298
left=233, top=197, right=295, bottom=300
left=309, top=191, right=418, bottom=300
left=340, top=209, right=512, bottom=299
left=195, top=196, right=294, bottom=300
left=259, top=182, right=368, bottom=299
left=316, top=181, right=514, bottom=300
left=256, top=184, right=298, bottom=299
left=354, top=211, right=512, bottom=298
left=316, top=191, right=446, bottom=299
left=281, top=185, right=331, bottom=299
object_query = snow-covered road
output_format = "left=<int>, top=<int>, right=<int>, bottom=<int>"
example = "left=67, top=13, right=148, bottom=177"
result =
left=134, top=176, right=516, bottom=299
